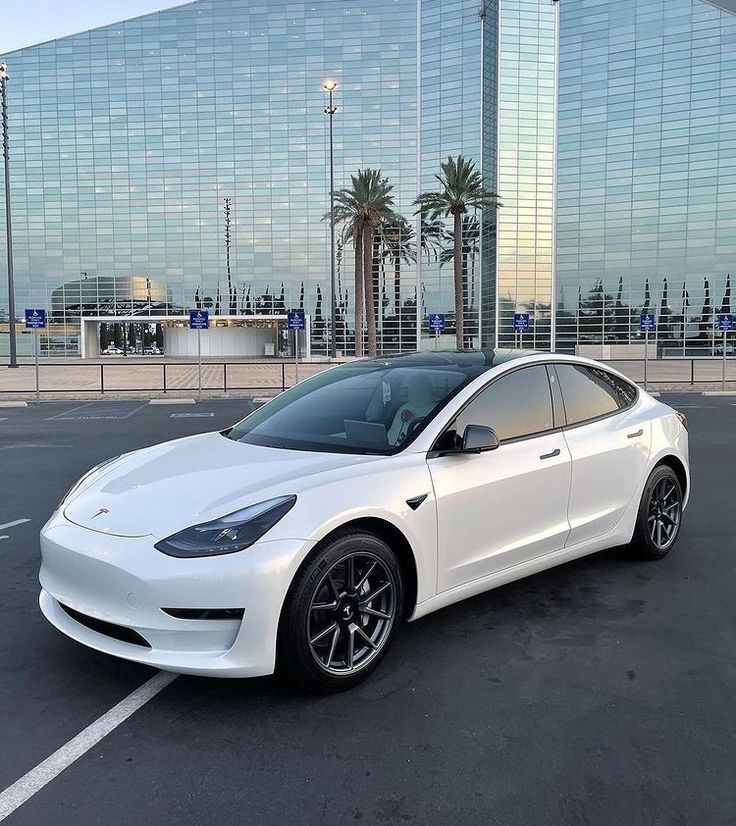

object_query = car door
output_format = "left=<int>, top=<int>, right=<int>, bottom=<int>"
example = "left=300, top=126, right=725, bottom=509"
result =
left=428, top=364, right=572, bottom=593
left=553, top=363, right=651, bottom=546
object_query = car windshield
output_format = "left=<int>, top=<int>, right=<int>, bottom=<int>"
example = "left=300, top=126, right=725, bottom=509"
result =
left=225, top=351, right=520, bottom=455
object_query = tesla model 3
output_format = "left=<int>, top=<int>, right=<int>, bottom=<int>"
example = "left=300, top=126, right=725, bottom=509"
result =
left=39, top=350, right=689, bottom=691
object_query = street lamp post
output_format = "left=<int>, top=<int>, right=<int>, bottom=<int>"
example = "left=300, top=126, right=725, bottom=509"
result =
left=323, top=80, right=338, bottom=359
left=1, top=63, right=18, bottom=368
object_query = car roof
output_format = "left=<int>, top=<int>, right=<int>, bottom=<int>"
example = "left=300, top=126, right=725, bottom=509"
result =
left=353, top=349, right=543, bottom=373
left=347, top=350, right=642, bottom=395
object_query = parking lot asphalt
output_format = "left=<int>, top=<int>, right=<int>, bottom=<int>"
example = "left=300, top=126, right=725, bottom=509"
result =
left=0, top=395, right=735, bottom=825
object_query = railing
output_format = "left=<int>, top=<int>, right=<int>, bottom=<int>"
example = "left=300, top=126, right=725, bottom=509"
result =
left=0, top=360, right=348, bottom=396
left=603, top=358, right=735, bottom=387
left=0, top=357, right=733, bottom=397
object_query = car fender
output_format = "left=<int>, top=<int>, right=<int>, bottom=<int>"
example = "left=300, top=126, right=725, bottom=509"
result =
left=613, top=411, right=690, bottom=546
left=648, top=411, right=690, bottom=508
left=272, top=460, right=438, bottom=607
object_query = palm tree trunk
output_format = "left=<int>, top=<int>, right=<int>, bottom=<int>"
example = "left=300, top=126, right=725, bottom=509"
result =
left=394, top=258, right=401, bottom=320
left=462, top=249, right=468, bottom=346
left=363, top=222, right=378, bottom=357
left=453, top=211, right=464, bottom=350
left=354, top=230, right=364, bottom=357
left=373, top=231, right=381, bottom=331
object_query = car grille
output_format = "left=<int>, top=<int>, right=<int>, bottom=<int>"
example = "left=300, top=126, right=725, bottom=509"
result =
left=59, top=602, right=151, bottom=649
left=161, top=607, right=244, bottom=620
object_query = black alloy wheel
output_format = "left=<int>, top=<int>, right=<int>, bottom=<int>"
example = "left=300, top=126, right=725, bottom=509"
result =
left=630, top=465, right=684, bottom=559
left=278, top=530, right=404, bottom=692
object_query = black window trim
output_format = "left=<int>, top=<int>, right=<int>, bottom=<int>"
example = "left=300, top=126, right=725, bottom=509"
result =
left=549, top=362, right=639, bottom=432
left=427, top=360, right=640, bottom=457
left=428, top=362, right=561, bottom=457
left=546, top=363, right=567, bottom=430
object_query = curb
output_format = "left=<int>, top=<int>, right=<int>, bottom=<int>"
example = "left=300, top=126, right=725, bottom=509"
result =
left=149, top=398, right=196, bottom=405
left=0, top=401, right=28, bottom=408
left=701, top=391, right=736, bottom=396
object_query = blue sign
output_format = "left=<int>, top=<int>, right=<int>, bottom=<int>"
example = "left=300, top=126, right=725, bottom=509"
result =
left=718, top=314, right=733, bottom=332
left=24, top=309, right=46, bottom=329
left=189, top=309, right=209, bottom=329
left=640, top=313, right=656, bottom=332
left=287, top=310, right=306, bottom=331
left=428, top=313, right=445, bottom=332
left=513, top=313, right=530, bottom=332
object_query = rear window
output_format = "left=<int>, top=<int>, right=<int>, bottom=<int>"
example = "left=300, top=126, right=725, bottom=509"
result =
left=556, top=364, right=635, bottom=426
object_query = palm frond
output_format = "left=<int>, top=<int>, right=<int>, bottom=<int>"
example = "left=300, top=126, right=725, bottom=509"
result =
left=414, top=155, right=501, bottom=216
left=328, top=168, right=398, bottom=245
left=379, top=215, right=417, bottom=264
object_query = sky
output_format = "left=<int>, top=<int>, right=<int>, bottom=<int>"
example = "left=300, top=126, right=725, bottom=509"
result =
left=1, top=0, right=188, bottom=53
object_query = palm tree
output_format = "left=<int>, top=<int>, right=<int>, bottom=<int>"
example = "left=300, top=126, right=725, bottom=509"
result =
left=440, top=214, right=480, bottom=333
left=720, top=273, right=731, bottom=315
left=419, top=213, right=449, bottom=263
left=330, top=169, right=396, bottom=356
left=380, top=216, right=416, bottom=318
left=414, top=156, right=500, bottom=349
left=700, top=276, right=712, bottom=341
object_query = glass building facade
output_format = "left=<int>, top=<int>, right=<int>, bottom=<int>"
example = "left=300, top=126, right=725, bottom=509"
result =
left=1, top=0, right=735, bottom=359
left=496, top=0, right=556, bottom=350
left=555, top=0, right=736, bottom=354
left=0, top=0, right=422, bottom=357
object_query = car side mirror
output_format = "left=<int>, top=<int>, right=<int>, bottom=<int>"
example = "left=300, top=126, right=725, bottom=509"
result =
left=461, top=425, right=500, bottom=454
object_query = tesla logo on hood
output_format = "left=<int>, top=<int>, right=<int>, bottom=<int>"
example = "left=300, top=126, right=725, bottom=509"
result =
left=91, top=508, right=110, bottom=519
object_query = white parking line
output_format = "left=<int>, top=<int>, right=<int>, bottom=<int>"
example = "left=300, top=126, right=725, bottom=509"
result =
left=0, top=518, right=30, bottom=531
left=0, top=670, right=177, bottom=822
left=170, top=412, right=215, bottom=418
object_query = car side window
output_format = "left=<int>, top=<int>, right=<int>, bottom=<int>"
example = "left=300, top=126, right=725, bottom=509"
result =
left=555, top=364, right=634, bottom=425
left=610, top=373, right=638, bottom=408
left=439, top=365, right=554, bottom=448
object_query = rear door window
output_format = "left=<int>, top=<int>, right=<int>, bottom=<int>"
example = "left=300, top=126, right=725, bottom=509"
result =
left=555, top=364, right=634, bottom=426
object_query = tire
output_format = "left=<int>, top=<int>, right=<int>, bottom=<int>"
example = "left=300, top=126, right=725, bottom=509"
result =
left=278, top=530, right=404, bottom=693
left=629, top=465, right=684, bottom=560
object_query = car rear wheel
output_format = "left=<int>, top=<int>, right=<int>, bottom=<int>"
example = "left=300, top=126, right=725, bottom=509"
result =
left=629, top=465, right=684, bottom=559
left=278, top=530, right=404, bottom=693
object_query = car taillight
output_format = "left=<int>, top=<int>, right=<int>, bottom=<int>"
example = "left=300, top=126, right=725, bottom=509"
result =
left=676, top=411, right=688, bottom=431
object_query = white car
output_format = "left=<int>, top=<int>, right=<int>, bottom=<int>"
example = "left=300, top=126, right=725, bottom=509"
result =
left=39, top=350, right=689, bottom=692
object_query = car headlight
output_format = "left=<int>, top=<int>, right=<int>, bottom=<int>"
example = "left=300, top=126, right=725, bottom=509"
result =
left=154, top=495, right=297, bottom=558
left=58, top=455, right=121, bottom=511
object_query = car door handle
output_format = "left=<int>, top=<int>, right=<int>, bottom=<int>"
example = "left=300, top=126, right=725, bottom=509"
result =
left=627, top=429, right=643, bottom=439
left=539, top=448, right=560, bottom=460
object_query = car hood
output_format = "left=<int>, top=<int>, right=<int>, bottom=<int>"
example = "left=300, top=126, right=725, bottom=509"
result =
left=63, top=432, right=381, bottom=539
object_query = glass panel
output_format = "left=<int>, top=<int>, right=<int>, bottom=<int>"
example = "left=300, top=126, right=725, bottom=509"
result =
left=555, top=364, right=620, bottom=424
left=451, top=364, right=553, bottom=442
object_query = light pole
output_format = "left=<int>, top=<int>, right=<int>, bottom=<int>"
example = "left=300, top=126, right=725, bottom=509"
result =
left=1, top=63, right=17, bottom=368
left=323, top=79, right=338, bottom=359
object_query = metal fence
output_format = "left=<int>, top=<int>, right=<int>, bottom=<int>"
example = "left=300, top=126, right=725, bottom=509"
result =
left=0, top=360, right=348, bottom=396
left=605, top=358, right=735, bottom=388
left=0, top=356, right=734, bottom=398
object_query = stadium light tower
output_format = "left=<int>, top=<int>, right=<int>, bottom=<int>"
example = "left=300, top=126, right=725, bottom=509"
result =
left=323, top=79, right=338, bottom=358
left=0, top=63, right=17, bottom=368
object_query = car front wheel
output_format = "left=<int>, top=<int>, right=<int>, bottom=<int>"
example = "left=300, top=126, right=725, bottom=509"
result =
left=278, top=530, right=404, bottom=693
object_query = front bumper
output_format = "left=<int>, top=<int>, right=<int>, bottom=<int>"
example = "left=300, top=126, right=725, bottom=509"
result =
left=39, top=519, right=309, bottom=677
